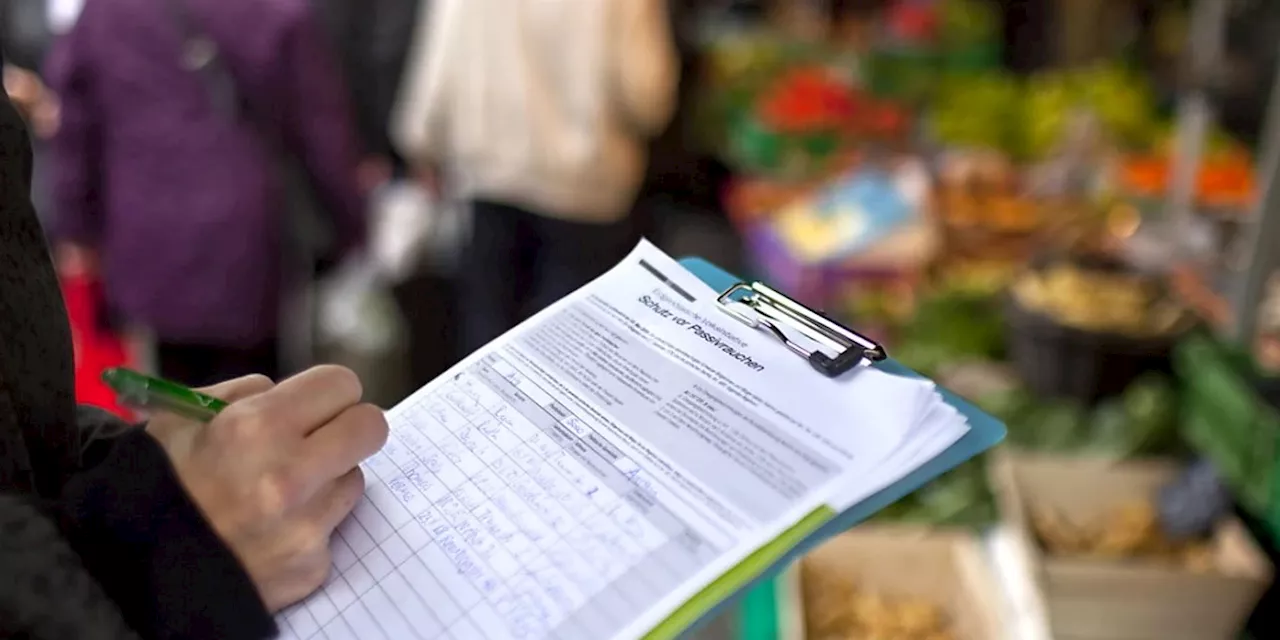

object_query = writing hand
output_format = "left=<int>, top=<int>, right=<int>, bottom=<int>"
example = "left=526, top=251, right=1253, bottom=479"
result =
left=147, top=366, right=389, bottom=611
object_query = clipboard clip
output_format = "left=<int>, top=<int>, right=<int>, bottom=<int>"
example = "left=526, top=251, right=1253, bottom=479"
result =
left=717, top=281, right=887, bottom=378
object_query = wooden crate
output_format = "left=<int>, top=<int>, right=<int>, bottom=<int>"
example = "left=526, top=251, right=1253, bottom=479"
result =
left=774, top=526, right=1008, bottom=640
left=991, top=451, right=1273, bottom=640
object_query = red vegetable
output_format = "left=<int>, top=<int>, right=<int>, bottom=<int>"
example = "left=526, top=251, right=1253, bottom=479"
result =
left=756, top=68, right=859, bottom=133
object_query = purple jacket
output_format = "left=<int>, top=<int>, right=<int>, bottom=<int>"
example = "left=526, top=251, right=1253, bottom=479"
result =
left=46, top=0, right=366, bottom=347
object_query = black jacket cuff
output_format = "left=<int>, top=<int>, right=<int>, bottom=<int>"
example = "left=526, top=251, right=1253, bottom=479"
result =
left=58, top=428, right=277, bottom=640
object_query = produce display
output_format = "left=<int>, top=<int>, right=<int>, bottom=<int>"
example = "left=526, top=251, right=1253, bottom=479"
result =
left=867, top=0, right=1002, bottom=102
left=893, top=285, right=1005, bottom=379
left=1012, top=261, right=1190, bottom=337
left=1119, top=147, right=1256, bottom=211
left=731, top=66, right=912, bottom=177
left=756, top=68, right=908, bottom=139
left=804, top=571, right=955, bottom=640
left=935, top=152, right=1037, bottom=231
left=694, top=13, right=1264, bottom=599
left=874, top=287, right=1005, bottom=529
left=928, top=75, right=1024, bottom=156
left=980, top=373, right=1180, bottom=457
left=860, top=257, right=1187, bottom=529
left=873, top=457, right=998, bottom=527
left=929, top=64, right=1161, bottom=161
left=693, top=34, right=828, bottom=159
left=929, top=259, right=1020, bottom=295
left=876, top=373, right=1180, bottom=530
left=1025, top=65, right=1157, bottom=159
left=929, top=149, right=1105, bottom=265
left=1032, top=500, right=1216, bottom=573
left=936, top=0, right=999, bottom=53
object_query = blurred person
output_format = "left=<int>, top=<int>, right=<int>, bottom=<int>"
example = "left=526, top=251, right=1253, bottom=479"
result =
left=310, top=0, right=466, bottom=390
left=46, top=0, right=369, bottom=386
left=393, top=0, right=681, bottom=354
left=2, top=53, right=390, bottom=639
left=311, top=0, right=422, bottom=186
left=3, top=0, right=67, bottom=225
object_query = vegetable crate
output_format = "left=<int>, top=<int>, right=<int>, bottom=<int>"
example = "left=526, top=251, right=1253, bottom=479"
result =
left=990, top=451, right=1271, bottom=640
left=1175, top=334, right=1280, bottom=543
left=735, top=526, right=1008, bottom=640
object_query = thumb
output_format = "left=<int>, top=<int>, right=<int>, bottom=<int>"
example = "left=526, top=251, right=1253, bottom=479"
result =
left=197, top=374, right=276, bottom=403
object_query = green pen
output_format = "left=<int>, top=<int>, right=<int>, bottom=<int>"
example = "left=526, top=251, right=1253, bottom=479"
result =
left=101, top=367, right=229, bottom=422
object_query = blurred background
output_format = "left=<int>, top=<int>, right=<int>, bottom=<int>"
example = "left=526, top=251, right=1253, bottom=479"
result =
left=10, top=0, right=1280, bottom=638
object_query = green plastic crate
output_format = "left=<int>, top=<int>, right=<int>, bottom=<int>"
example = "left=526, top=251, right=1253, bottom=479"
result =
left=1175, top=334, right=1280, bottom=540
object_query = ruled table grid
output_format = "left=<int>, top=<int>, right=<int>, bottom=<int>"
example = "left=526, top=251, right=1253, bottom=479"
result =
left=276, top=355, right=714, bottom=640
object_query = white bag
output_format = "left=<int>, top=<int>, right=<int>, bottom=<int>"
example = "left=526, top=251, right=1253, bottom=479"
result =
left=370, top=180, right=470, bottom=281
left=311, top=256, right=409, bottom=406
left=315, top=256, right=406, bottom=356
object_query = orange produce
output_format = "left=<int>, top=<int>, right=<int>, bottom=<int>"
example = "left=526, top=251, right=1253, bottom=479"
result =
left=1119, top=152, right=1256, bottom=210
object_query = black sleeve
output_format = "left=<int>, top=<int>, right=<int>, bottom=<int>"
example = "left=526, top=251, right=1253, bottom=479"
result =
left=0, top=495, right=138, bottom=640
left=52, top=428, right=277, bottom=640
left=74, top=405, right=137, bottom=470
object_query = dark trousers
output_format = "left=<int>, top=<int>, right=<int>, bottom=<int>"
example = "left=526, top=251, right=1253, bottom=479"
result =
left=156, top=340, right=281, bottom=388
left=460, top=200, right=637, bottom=356
left=392, top=271, right=459, bottom=390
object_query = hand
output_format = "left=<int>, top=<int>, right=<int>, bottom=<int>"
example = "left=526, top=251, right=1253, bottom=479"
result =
left=56, top=242, right=99, bottom=279
left=4, top=65, right=59, bottom=138
left=147, top=366, right=389, bottom=612
left=3, top=65, right=41, bottom=113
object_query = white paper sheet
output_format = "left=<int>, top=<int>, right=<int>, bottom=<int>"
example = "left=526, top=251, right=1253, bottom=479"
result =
left=276, top=240, right=967, bottom=640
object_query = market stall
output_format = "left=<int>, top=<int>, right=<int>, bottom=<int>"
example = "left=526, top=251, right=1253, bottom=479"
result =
left=683, top=0, right=1280, bottom=638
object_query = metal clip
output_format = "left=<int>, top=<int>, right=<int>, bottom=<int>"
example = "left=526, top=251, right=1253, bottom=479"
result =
left=717, top=282, right=886, bottom=378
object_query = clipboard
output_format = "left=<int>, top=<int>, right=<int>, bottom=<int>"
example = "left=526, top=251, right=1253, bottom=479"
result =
left=676, top=257, right=1007, bottom=639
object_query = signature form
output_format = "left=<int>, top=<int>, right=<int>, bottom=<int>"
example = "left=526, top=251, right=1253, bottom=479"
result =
left=276, top=241, right=962, bottom=640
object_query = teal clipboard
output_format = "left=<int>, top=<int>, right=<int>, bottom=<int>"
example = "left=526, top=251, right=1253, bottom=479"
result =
left=675, top=257, right=1007, bottom=638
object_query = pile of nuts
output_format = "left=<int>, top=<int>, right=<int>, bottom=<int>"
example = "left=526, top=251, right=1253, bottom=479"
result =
left=1032, top=500, right=1216, bottom=572
left=804, top=568, right=955, bottom=640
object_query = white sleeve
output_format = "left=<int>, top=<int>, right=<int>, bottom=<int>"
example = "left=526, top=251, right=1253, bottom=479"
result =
left=390, top=0, right=455, bottom=165
left=611, top=0, right=680, bottom=137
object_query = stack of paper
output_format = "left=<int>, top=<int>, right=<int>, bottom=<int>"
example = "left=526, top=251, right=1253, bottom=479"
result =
left=276, top=241, right=987, bottom=640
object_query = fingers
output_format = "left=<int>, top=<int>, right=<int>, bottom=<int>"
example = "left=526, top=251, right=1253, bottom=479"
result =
left=253, top=365, right=365, bottom=436
left=303, top=467, right=367, bottom=533
left=198, top=374, right=276, bottom=403
left=298, top=403, right=389, bottom=493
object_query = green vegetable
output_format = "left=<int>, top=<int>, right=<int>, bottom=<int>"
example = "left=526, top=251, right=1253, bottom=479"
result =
left=1085, top=398, right=1138, bottom=458
left=974, top=386, right=1036, bottom=424
left=939, top=0, right=1000, bottom=50
left=1120, top=373, right=1180, bottom=453
left=917, top=466, right=985, bottom=521
left=929, top=62, right=1161, bottom=160
left=873, top=458, right=998, bottom=529
left=930, top=74, right=1023, bottom=153
left=1009, top=399, right=1089, bottom=451
left=1020, top=63, right=1159, bottom=158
